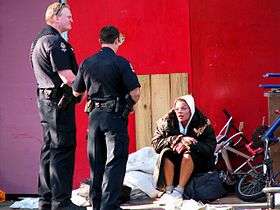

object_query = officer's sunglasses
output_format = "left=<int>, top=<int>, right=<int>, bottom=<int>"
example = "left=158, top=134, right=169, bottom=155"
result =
left=54, top=2, right=66, bottom=16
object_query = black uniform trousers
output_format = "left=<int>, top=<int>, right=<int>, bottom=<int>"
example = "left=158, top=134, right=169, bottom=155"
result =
left=88, top=109, right=129, bottom=210
left=37, top=90, right=76, bottom=210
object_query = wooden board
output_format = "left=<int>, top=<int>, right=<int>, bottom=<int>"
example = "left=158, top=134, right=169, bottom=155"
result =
left=135, top=73, right=188, bottom=149
left=266, top=92, right=280, bottom=173
left=170, top=73, right=188, bottom=107
left=151, top=74, right=171, bottom=132
left=135, top=75, right=152, bottom=149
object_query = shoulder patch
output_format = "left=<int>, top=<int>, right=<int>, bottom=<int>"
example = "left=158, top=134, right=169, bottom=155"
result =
left=60, top=42, right=67, bottom=52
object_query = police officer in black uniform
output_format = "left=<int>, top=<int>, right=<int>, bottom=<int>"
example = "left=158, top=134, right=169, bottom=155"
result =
left=30, top=2, right=85, bottom=210
left=73, top=25, right=141, bottom=210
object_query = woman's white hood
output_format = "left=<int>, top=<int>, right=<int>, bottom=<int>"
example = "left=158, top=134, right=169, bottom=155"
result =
left=176, top=94, right=195, bottom=130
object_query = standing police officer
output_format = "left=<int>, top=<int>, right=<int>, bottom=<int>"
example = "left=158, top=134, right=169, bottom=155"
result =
left=73, top=25, right=141, bottom=210
left=30, top=2, right=85, bottom=210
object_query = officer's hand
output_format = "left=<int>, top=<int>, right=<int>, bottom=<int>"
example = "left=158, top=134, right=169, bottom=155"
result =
left=74, top=95, right=82, bottom=103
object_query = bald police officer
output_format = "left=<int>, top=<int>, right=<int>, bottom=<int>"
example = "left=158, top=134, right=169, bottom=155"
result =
left=73, top=25, right=141, bottom=210
left=30, top=2, right=85, bottom=210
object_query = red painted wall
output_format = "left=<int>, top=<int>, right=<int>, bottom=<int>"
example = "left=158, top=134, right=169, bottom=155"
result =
left=69, top=0, right=191, bottom=187
left=189, top=1, right=280, bottom=138
left=69, top=0, right=280, bottom=187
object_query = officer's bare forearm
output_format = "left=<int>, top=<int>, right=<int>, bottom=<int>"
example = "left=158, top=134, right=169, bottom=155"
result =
left=58, top=69, right=76, bottom=86
left=129, top=87, right=140, bottom=103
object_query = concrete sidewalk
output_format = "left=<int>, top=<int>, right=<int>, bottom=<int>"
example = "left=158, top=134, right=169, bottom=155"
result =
left=0, top=194, right=277, bottom=210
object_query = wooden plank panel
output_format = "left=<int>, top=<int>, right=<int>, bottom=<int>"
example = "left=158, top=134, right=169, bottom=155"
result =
left=151, top=74, right=170, bottom=132
left=135, top=73, right=188, bottom=149
left=135, top=75, right=152, bottom=149
left=266, top=93, right=280, bottom=174
left=170, top=73, right=188, bottom=107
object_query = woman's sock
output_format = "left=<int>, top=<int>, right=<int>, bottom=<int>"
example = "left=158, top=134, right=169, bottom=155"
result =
left=165, top=185, right=174, bottom=194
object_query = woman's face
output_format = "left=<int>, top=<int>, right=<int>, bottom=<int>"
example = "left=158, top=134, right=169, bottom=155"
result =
left=174, top=100, right=191, bottom=126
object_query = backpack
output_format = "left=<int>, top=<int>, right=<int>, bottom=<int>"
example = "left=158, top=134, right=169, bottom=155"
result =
left=183, top=171, right=227, bottom=202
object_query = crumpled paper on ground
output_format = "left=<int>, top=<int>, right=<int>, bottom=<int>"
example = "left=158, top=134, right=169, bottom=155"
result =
left=10, top=198, right=38, bottom=209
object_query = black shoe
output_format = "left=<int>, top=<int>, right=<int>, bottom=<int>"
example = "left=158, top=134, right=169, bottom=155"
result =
left=38, top=203, right=51, bottom=210
left=54, top=202, right=86, bottom=210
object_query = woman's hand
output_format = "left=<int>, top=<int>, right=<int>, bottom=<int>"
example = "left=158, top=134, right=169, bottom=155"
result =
left=170, top=136, right=197, bottom=154
left=181, top=136, right=197, bottom=146
left=172, top=142, right=188, bottom=154
left=170, top=135, right=183, bottom=149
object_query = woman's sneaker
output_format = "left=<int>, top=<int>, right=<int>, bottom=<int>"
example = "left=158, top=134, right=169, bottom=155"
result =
left=165, top=197, right=183, bottom=210
left=156, top=192, right=174, bottom=205
left=170, top=189, right=183, bottom=199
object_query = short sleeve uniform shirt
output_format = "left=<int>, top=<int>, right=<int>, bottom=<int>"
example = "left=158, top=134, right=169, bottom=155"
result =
left=31, top=25, right=78, bottom=88
left=73, top=47, right=140, bottom=100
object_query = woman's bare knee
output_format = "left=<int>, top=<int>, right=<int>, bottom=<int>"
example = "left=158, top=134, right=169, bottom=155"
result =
left=182, top=154, right=192, bottom=161
left=181, top=154, right=194, bottom=167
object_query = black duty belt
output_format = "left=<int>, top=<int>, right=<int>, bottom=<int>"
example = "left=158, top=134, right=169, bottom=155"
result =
left=93, top=99, right=116, bottom=110
left=37, top=88, right=62, bottom=99
left=84, top=98, right=121, bottom=113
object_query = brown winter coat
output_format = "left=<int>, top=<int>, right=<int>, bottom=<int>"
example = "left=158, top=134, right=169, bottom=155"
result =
left=151, top=108, right=216, bottom=190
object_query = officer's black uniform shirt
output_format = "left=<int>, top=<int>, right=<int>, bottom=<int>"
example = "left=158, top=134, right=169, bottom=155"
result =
left=73, top=47, right=140, bottom=100
left=31, top=25, right=78, bottom=89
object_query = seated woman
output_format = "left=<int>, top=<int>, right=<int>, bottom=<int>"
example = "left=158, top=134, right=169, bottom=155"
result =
left=151, top=95, right=216, bottom=201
